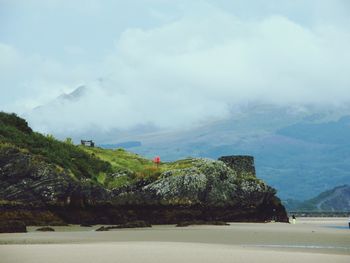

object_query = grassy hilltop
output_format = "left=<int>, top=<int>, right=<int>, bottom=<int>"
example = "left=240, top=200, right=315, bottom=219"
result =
left=0, top=112, right=111, bottom=180
left=0, top=112, right=195, bottom=190
left=80, top=146, right=196, bottom=189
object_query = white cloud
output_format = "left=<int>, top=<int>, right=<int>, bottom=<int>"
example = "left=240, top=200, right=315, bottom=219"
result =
left=0, top=42, right=95, bottom=112
left=2, top=1, right=350, bottom=135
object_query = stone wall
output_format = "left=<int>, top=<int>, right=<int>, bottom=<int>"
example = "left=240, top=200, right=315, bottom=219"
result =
left=218, top=155, right=256, bottom=177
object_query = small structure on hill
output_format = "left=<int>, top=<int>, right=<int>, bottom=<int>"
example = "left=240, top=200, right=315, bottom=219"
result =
left=218, top=155, right=256, bottom=177
left=153, top=156, right=161, bottom=167
left=81, top=140, right=95, bottom=147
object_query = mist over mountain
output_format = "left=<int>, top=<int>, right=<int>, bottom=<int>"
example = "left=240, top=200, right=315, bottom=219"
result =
left=123, top=103, right=350, bottom=201
left=24, top=88, right=350, bottom=201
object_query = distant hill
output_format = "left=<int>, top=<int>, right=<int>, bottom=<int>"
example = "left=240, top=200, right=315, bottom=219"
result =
left=124, top=105, right=350, bottom=201
left=277, top=115, right=350, bottom=145
left=100, top=141, right=142, bottom=149
left=284, top=185, right=350, bottom=212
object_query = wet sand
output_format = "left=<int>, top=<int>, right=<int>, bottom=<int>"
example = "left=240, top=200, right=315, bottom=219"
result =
left=0, top=218, right=349, bottom=263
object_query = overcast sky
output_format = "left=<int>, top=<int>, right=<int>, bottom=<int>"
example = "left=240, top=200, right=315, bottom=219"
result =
left=1, top=0, right=350, bottom=132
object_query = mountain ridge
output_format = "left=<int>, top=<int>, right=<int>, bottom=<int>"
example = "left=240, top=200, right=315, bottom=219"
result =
left=284, top=185, right=350, bottom=212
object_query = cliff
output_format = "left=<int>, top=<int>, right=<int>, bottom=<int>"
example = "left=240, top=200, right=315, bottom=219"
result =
left=0, top=112, right=288, bottom=226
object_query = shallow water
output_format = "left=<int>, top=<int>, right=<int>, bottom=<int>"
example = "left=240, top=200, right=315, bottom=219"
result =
left=326, top=225, right=349, bottom=230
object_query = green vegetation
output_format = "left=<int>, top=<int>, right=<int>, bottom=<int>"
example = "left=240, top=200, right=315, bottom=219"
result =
left=0, top=112, right=112, bottom=181
left=0, top=112, right=195, bottom=189
left=79, top=146, right=195, bottom=188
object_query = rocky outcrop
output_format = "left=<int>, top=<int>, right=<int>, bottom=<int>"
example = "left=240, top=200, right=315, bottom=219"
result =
left=109, top=158, right=288, bottom=222
left=0, top=149, right=288, bottom=225
left=95, top=221, right=151, bottom=231
left=0, top=147, right=109, bottom=207
left=0, top=112, right=289, bottom=227
left=113, top=158, right=268, bottom=207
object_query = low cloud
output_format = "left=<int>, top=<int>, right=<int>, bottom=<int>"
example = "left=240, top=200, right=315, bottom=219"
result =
left=2, top=1, right=350, bottom=135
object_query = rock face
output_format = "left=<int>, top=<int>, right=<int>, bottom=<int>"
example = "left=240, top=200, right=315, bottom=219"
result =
left=109, top=158, right=288, bottom=223
left=0, top=147, right=109, bottom=206
left=116, top=158, right=264, bottom=207
left=0, top=146, right=110, bottom=227
left=0, top=220, right=26, bottom=233
left=0, top=148, right=288, bottom=224
left=0, top=150, right=288, bottom=224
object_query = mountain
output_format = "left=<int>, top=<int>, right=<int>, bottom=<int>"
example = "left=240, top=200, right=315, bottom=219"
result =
left=24, top=84, right=160, bottom=144
left=100, top=141, right=142, bottom=149
left=23, top=89, right=350, bottom=201
left=110, top=104, right=350, bottom=201
left=32, top=85, right=87, bottom=113
left=0, top=112, right=288, bottom=230
left=284, top=185, right=350, bottom=212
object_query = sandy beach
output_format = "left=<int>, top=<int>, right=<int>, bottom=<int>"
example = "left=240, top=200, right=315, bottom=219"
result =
left=0, top=218, right=349, bottom=263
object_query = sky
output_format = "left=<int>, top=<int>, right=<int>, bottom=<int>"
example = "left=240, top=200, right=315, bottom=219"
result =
left=1, top=0, right=350, bottom=133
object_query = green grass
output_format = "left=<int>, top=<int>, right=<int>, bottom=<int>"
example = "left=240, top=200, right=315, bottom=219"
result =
left=0, top=112, right=199, bottom=190
left=0, top=112, right=112, bottom=181
left=79, top=147, right=196, bottom=188
left=80, top=146, right=195, bottom=173
left=107, top=175, right=133, bottom=189
left=79, top=147, right=153, bottom=175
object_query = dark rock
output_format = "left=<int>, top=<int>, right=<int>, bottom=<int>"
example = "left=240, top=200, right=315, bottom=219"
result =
left=95, top=220, right=151, bottom=231
left=0, top=147, right=109, bottom=206
left=36, top=226, right=55, bottom=231
left=218, top=155, right=256, bottom=177
left=176, top=220, right=229, bottom=227
left=0, top=220, right=27, bottom=233
left=95, top=226, right=110, bottom=231
left=0, top=202, right=66, bottom=226
left=1, top=147, right=288, bottom=224
left=116, top=220, right=151, bottom=228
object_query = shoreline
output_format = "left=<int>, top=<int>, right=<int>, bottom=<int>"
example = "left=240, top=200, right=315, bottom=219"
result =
left=0, top=218, right=349, bottom=255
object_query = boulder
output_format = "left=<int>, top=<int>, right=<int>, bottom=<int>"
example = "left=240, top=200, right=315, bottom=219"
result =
left=176, top=220, right=229, bottom=227
left=95, top=221, right=151, bottom=231
left=36, top=226, right=55, bottom=231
